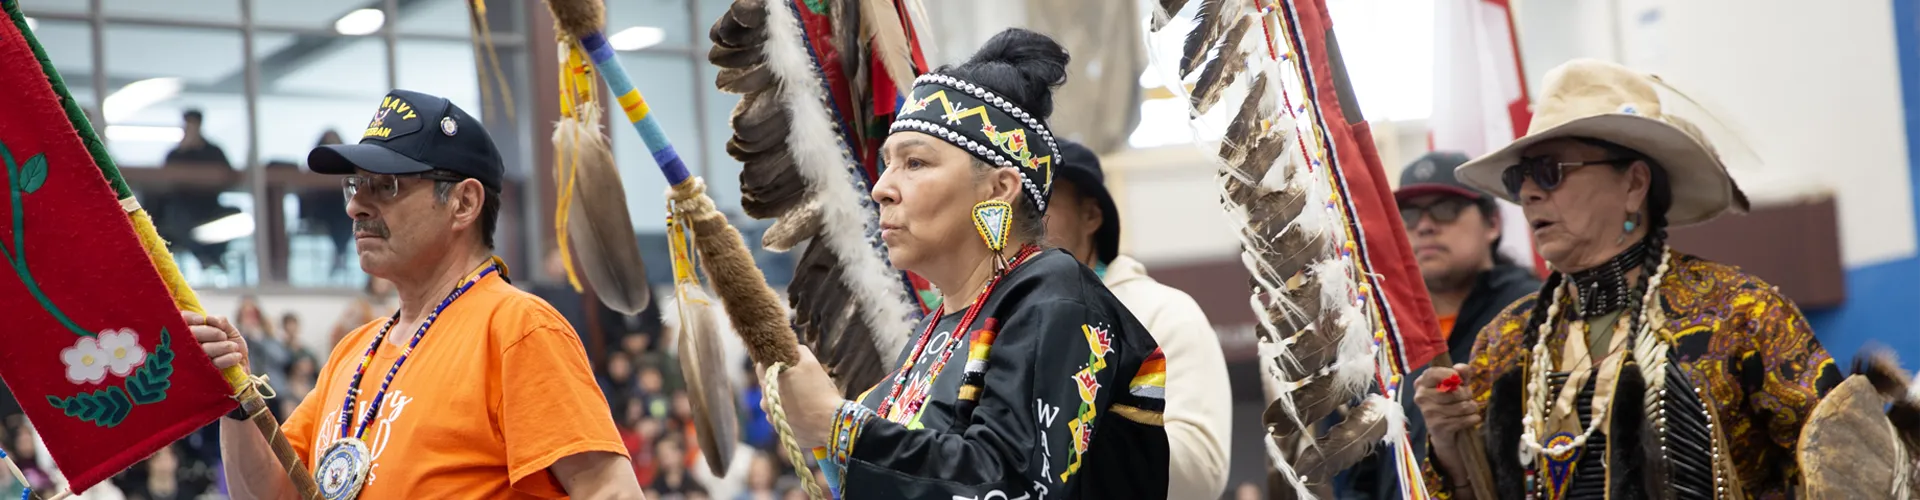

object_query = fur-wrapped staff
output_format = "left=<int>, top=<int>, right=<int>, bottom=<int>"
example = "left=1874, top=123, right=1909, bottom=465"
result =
left=1798, top=347, right=1920, bottom=498
left=1144, top=0, right=1448, bottom=497
left=542, top=0, right=832, bottom=496
left=0, top=1, right=319, bottom=497
left=707, top=0, right=941, bottom=496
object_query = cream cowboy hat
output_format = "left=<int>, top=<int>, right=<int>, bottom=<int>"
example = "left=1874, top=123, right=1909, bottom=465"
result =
left=1454, top=58, right=1750, bottom=227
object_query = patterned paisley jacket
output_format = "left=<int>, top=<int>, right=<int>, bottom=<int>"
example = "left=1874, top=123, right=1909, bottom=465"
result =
left=1424, top=251, right=1843, bottom=499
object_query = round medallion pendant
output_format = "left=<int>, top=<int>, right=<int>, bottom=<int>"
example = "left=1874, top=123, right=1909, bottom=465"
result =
left=315, top=438, right=372, bottom=500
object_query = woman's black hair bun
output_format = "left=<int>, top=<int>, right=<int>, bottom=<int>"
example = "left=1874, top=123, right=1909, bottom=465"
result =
left=935, top=28, right=1070, bottom=121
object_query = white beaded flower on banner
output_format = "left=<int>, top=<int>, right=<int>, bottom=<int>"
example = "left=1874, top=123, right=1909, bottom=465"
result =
left=98, top=328, right=149, bottom=377
left=59, top=329, right=147, bottom=384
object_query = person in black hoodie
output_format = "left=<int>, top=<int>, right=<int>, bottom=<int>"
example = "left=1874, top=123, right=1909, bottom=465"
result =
left=1343, top=151, right=1539, bottom=498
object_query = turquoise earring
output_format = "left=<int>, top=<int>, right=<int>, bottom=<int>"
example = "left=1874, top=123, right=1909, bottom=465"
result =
left=1619, top=212, right=1640, bottom=243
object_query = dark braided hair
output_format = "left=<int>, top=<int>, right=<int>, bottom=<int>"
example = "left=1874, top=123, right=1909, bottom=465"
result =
left=1518, top=271, right=1567, bottom=346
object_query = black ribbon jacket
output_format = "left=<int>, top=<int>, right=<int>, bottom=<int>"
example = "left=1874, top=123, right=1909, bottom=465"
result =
left=843, top=249, right=1170, bottom=499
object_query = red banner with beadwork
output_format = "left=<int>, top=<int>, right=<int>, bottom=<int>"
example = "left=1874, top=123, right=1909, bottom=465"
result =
left=0, top=0, right=237, bottom=491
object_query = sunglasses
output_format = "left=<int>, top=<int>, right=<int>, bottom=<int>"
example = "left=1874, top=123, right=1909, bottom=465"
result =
left=1399, top=198, right=1473, bottom=226
left=1500, top=156, right=1637, bottom=198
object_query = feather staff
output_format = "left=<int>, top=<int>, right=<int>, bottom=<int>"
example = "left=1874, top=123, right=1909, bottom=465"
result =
left=545, top=0, right=796, bottom=368
left=546, top=0, right=816, bottom=481
left=1146, top=0, right=1445, bottom=496
left=708, top=0, right=930, bottom=399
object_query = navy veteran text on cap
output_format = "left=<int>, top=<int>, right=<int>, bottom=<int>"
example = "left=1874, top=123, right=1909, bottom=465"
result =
left=308, top=89, right=505, bottom=190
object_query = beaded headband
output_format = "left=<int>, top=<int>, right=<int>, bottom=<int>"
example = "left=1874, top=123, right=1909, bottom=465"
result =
left=890, top=73, right=1059, bottom=214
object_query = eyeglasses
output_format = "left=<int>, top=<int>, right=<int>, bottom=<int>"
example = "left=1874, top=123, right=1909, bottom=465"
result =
left=1400, top=198, right=1473, bottom=226
left=342, top=172, right=467, bottom=203
left=1500, top=156, right=1637, bottom=198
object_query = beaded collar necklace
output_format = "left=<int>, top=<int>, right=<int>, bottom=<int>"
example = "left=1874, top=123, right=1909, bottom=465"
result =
left=1567, top=241, right=1649, bottom=317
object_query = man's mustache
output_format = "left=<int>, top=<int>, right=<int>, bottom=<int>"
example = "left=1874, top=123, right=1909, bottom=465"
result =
left=354, top=219, right=389, bottom=238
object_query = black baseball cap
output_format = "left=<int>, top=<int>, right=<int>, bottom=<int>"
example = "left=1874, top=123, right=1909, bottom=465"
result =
left=308, top=89, right=504, bottom=191
left=1394, top=151, right=1486, bottom=203
left=1055, top=140, right=1120, bottom=265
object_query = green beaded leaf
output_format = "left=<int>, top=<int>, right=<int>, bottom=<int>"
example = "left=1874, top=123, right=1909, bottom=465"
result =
left=47, top=385, right=132, bottom=428
left=126, top=331, right=175, bottom=405
left=16, top=152, right=45, bottom=193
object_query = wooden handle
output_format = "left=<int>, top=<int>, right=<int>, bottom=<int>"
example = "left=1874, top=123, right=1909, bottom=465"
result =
left=1452, top=429, right=1498, bottom=499
left=1428, top=353, right=1497, bottom=499
left=240, top=391, right=321, bottom=499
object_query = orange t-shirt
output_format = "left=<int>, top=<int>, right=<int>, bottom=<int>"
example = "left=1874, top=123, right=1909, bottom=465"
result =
left=1438, top=315, right=1457, bottom=340
left=282, top=272, right=627, bottom=498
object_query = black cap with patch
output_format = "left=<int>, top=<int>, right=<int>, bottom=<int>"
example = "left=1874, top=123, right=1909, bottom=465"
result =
left=307, top=89, right=504, bottom=190
left=1393, top=151, right=1485, bottom=203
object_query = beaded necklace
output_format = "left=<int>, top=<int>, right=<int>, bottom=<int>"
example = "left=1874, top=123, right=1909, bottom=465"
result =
left=875, top=245, right=1040, bottom=423
left=1519, top=246, right=1672, bottom=499
left=335, top=263, right=498, bottom=440
left=312, top=262, right=498, bottom=499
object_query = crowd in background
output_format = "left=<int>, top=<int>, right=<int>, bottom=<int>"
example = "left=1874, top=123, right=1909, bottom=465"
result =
left=0, top=254, right=826, bottom=500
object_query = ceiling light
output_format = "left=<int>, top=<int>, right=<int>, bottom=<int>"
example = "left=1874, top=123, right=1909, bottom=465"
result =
left=608, top=26, right=665, bottom=51
left=192, top=212, right=255, bottom=245
left=103, top=77, right=183, bottom=123
left=334, top=8, right=385, bottom=36
left=105, top=125, right=184, bottom=143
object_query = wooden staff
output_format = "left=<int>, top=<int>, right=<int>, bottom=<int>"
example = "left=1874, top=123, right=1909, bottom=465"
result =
left=1428, top=352, right=1496, bottom=500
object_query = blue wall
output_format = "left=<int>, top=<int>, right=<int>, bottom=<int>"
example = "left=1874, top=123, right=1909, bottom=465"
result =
left=1801, top=0, right=1920, bottom=365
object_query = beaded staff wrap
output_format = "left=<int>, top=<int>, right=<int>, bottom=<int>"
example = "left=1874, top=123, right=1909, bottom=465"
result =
left=891, top=74, right=1060, bottom=214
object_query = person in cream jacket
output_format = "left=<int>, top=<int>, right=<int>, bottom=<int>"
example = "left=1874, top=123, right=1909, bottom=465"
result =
left=1046, top=140, right=1234, bottom=499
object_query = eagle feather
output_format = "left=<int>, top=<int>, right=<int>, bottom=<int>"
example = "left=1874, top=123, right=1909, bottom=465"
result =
left=1155, top=0, right=1432, bottom=494
left=707, top=0, right=926, bottom=397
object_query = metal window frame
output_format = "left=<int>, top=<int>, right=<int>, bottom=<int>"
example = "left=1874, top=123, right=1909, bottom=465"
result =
left=26, top=0, right=730, bottom=293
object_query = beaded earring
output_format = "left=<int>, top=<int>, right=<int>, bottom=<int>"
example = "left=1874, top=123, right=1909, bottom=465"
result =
left=972, top=200, right=1013, bottom=269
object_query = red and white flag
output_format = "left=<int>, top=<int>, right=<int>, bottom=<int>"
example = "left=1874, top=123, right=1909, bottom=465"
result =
left=1430, top=0, right=1546, bottom=275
